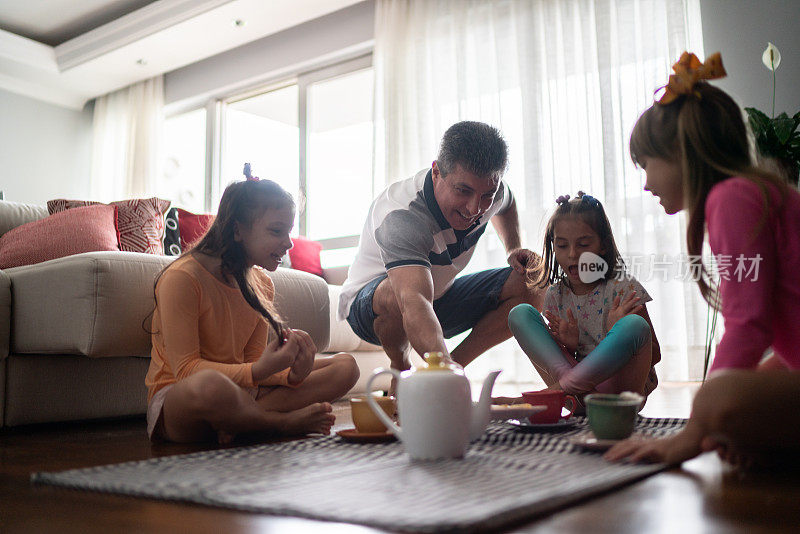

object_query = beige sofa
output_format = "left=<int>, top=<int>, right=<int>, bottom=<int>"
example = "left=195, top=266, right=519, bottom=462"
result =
left=0, top=200, right=391, bottom=428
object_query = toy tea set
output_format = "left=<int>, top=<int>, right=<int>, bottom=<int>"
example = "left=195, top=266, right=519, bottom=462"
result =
left=341, top=352, right=644, bottom=458
left=341, top=352, right=542, bottom=459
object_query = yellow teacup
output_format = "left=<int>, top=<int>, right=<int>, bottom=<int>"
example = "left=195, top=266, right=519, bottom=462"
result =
left=351, top=395, right=396, bottom=433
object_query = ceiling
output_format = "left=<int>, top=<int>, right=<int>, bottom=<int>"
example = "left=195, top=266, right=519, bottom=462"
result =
left=0, top=0, right=362, bottom=110
left=0, top=0, right=159, bottom=46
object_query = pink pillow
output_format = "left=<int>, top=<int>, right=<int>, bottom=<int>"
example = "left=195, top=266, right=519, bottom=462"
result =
left=0, top=204, right=120, bottom=269
left=176, top=208, right=215, bottom=250
left=48, top=197, right=171, bottom=254
left=288, top=236, right=324, bottom=277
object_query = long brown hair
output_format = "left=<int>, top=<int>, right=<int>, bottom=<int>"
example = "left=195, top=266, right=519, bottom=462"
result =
left=530, top=192, right=623, bottom=289
left=152, top=179, right=294, bottom=340
left=630, top=82, right=787, bottom=304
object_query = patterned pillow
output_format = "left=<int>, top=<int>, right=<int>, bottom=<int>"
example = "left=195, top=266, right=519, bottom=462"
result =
left=0, top=204, right=120, bottom=269
left=48, top=197, right=171, bottom=254
left=163, top=207, right=182, bottom=256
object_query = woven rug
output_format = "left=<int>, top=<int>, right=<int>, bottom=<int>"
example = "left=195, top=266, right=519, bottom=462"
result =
left=33, top=416, right=685, bottom=533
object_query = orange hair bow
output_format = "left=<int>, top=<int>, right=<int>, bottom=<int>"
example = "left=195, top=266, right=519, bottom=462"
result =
left=657, top=52, right=727, bottom=105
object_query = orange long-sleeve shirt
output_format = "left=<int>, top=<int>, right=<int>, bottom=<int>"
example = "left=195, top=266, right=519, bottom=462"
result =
left=145, top=254, right=289, bottom=403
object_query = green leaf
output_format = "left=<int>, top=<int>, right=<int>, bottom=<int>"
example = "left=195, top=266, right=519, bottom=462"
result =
left=746, top=107, right=771, bottom=134
left=773, top=116, right=796, bottom=145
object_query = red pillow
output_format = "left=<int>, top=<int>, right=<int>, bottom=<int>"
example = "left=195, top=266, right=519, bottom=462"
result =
left=288, top=236, right=323, bottom=277
left=176, top=208, right=215, bottom=249
left=0, top=204, right=119, bottom=269
left=48, top=197, right=171, bottom=255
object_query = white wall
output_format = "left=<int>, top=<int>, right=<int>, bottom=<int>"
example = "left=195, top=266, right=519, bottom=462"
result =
left=0, top=87, right=93, bottom=205
left=164, top=0, right=374, bottom=110
left=700, top=0, right=800, bottom=115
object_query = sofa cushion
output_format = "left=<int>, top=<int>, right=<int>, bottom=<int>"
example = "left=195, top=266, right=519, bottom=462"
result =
left=0, top=200, right=48, bottom=237
left=7, top=251, right=174, bottom=357
left=0, top=269, right=9, bottom=361
left=269, top=267, right=330, bottom=352
left=4, top=354, right=150, bottom=426
left=0, top=205, right=120, bottom=269
left=326, top=284, right=383, bottom=352
left=7, top=256, right=330, bottom=361
left=48, top=197, right=171, bottom=255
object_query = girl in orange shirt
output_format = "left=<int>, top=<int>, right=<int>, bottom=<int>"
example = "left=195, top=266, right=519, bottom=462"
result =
left=145, top=177, right=359, bottom=444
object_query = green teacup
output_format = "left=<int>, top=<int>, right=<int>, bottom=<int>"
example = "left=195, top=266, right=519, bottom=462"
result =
left=585, top=392, right=644, bottom=440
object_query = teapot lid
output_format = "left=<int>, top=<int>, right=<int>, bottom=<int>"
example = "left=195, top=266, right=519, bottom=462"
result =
left=417, top=351, right=457, bottom=372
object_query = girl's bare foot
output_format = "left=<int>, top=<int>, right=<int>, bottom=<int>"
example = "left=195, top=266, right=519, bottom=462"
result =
left=280, top=402, right=335, bottom=436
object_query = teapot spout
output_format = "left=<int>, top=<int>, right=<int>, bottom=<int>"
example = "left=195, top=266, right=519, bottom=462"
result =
left=469, top=370, right=502, bottom=441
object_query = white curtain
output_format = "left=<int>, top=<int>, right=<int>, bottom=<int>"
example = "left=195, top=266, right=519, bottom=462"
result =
left=374, top=0, right=708, bottom=383
left=90, top=75, right=164, bottom=201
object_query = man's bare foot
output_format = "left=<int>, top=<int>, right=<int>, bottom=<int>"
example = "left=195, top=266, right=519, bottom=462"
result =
left=280, top=402, right=335, bottom=436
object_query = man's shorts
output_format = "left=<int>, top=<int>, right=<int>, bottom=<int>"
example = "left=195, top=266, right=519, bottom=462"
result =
left=346, top=266, right=513, bottom=346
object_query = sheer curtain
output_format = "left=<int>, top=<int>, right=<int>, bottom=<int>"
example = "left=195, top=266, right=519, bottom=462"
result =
left=374, top=0, right=707, bottom=383
left=90, top=75, right=164, bottom=201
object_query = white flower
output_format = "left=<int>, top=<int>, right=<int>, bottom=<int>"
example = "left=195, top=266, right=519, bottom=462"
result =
left=762, top=42, right=781, bottom=71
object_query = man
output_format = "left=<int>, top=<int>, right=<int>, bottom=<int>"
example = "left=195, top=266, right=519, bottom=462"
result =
left=338, top=121, right=544, bottom=372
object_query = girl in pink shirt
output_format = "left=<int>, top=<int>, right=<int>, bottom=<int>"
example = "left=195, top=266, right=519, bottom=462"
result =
left=605, top=52, right=800, bottom=467
left=145, top=177, right=359, bottom=444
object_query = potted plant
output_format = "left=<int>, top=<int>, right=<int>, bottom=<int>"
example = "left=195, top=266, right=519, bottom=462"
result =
left=744, top=43, right=800, bottom=185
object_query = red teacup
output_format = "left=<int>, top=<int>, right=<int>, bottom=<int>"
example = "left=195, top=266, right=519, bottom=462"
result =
left=521, top=390, right=578, bottom=424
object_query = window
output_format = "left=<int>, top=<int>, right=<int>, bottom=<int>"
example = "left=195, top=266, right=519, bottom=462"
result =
left=306, top=67, right=375, bottom=241
left=218, top=55, right=375, bottom=266
left=223, top=85, right=300, bottom=234
left=224, top=85, right=300, bottom=201
left=160, top=108, right=206, bottom=213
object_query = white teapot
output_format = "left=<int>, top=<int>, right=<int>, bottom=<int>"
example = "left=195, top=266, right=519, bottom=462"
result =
left=365, top=352, right=501, bottom=460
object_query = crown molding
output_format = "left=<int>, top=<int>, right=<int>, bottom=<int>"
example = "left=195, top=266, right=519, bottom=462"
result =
left=0, top=29, right=58, bottom=72
left=54, top=0, right=232, bottom=71
left=0, top=0, right=366, bottom=110
left=0, top=70, right=85, bottom=109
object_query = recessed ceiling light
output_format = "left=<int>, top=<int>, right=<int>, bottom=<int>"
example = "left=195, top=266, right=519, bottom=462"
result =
left=233, top=19, right=246, bottom=27
left=136, top=59, right=147, bottom=66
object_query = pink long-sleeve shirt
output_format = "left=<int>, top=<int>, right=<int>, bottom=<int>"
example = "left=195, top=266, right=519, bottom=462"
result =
left=706, top=177, right=800, bottom=372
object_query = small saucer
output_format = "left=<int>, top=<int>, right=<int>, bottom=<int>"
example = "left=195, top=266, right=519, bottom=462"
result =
left=506, top=418, right=577, bottom=431
left=490, top=404, right=547, bottom=421
left=568, top=434, right=621, bottom=451
left=336, top=428, right=396, bottom=443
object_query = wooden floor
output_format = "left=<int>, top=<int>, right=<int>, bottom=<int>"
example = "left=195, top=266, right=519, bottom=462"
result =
left=2, top=382, right=799, bottom=533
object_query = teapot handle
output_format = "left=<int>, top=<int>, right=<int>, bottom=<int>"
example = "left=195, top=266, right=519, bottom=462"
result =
left=365, top=368, right=403, bottom=439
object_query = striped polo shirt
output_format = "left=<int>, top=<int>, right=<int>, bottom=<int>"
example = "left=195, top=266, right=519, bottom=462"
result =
left=338, top=168, right=513, bottom=320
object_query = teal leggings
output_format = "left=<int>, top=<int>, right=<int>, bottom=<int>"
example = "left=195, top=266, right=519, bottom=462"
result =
left=508, top=304, right=651, bottom=395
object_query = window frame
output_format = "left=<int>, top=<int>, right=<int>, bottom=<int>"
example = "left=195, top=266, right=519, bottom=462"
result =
left=180, top=54, right=373, bottom=247
left=162, top=52, right=373, bottom=260
left=296, top=53, right=373, bottom=240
